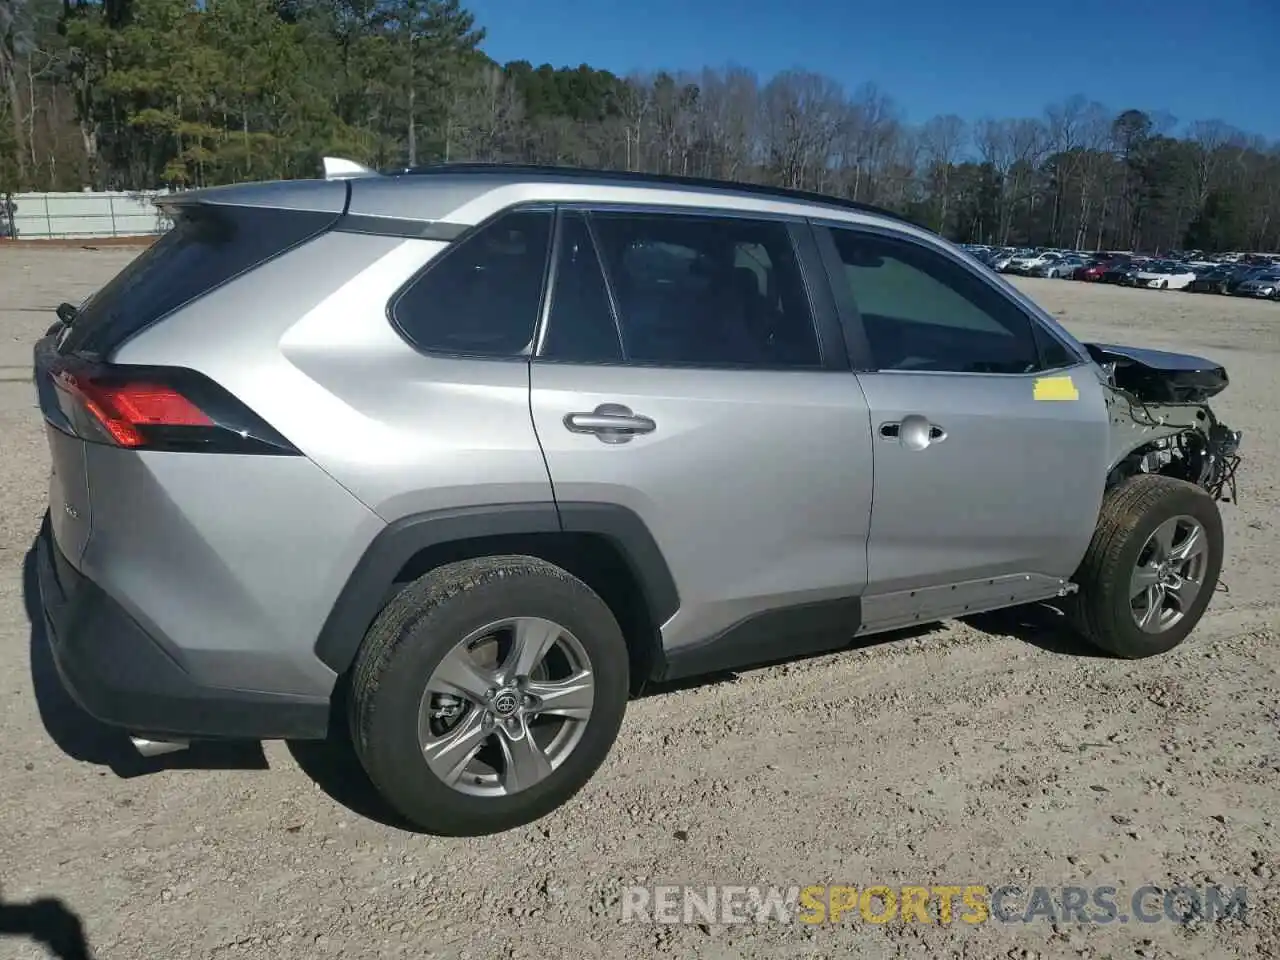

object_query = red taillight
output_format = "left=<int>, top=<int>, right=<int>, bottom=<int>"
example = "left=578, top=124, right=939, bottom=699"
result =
left=38, top=347, right=298, bottom=455
left=56, top=373, right=213, bottom=447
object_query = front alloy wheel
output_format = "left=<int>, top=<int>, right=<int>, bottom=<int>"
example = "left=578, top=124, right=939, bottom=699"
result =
left=1129, top=516, right=1209, bottom=634
left=1069, top=474, right=1224, bottom=658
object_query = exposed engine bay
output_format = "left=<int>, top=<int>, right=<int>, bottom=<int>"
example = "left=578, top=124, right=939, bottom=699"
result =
left=1086, top=342, right=1243, bottom=503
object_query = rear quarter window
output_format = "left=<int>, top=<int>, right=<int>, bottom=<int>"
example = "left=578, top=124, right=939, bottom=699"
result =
left=60, top=203, right=336, bottom=357
left=389, top=209, right=553, bottom=357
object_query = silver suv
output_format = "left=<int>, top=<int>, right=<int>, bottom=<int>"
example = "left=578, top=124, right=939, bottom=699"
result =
left=34, top=162, right=1243, bottom=836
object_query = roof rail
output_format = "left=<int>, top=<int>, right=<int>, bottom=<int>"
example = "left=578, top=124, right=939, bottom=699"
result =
left=394, top=162, right=917, bottom=226
left=322, top=156, right=378, bottom=180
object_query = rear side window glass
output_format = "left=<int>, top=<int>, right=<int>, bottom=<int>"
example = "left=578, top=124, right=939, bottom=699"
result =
left=589, top=211, right=821, bottom=369
left=393, top=209, right=553, bottom=357
left=62, top=203, right=335, bottom=356
left=540, top=213, right=623, bottom=363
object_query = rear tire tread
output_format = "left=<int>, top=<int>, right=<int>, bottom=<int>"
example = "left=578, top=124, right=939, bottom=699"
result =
left=348, top=555, right=629, bottom=836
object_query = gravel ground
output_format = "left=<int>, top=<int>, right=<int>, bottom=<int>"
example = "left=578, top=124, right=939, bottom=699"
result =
left=1, top=247, right=1278, bottom=960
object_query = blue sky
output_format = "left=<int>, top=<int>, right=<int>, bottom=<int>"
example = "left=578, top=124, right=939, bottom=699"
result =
left=466, top=0, right=1279, bottom=142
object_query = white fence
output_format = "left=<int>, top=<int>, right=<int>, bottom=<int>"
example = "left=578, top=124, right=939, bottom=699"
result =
left=1, top=190, right=173, bottom=240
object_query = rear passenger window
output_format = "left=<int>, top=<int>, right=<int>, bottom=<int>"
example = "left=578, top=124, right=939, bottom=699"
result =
left=61, top=202, right=336, bottom=356
left=588, top=211, right=821, bottom=369
left=827, top=228, right=1042, bottom=374
left=393, top=209, right=552, bottom=356
left=540, top=213, right=623, bottom=363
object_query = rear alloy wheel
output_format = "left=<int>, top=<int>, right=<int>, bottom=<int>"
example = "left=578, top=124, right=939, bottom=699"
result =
left=1069, top=475, right=1223, bottom=658
left=349, top=556, right=629, bottom=835
left=418, top=617, right=594, bottom=798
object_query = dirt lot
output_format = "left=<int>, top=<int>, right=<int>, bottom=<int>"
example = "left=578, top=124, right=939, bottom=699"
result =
left=1, top=247, right=1278, bottom=960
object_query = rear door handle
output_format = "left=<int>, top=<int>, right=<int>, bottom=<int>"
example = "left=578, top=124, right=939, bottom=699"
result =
left=564, top=403, right=656, bottom=444
left=879, top=414, right=946, bottom=450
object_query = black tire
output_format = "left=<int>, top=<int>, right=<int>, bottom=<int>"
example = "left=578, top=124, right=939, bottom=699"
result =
left=348, top=555, right=629, bottom=836
left=1068, top=475, right=1223, bottom=658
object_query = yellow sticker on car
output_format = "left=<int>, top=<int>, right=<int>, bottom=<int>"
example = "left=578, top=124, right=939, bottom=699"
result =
left=1033, top=375, right=1080, bottom=401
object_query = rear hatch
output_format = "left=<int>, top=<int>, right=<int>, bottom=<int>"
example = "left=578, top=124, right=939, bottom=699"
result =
left=35, top=334, right=95, bottom=564
left=34, top=184, right=346, bottom=567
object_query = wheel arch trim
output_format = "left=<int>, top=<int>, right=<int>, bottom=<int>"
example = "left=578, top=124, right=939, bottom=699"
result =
left=314, top=502, right=679, bottom=673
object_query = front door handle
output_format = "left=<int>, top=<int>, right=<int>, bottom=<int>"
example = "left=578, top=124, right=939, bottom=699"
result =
left=564, top=403, right=656, bottom=444
left=879, top=414, right=946, bottom=451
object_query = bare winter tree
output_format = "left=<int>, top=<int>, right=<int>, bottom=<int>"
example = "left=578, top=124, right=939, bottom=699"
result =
left=977, top=116, right=1048, bottom=243
left=0, top=0, right=34, bottom=184
left=1043, top=96, right=1089, bottom=245
left=4, top=0, right=1279, bottom=252
left=688, top=65, right=758, bottom=180
left=1187, top=119, right=1240, bottom=206
left=759, top=70, right=844, bottom=191
left=919, top=113, right=966, bottom=231
left=617, top=73, right=652, bottom=173
left=444, top=63, right=522, bottom=161
left=832, top=82, right=902, bottom=203
left=1073, top=102, right=1114, bottom=250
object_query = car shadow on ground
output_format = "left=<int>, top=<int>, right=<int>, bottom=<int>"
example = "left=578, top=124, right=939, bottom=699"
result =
left=22, top=542, right=269, bottom=779
left=286, top=678, right=422, bottom=832
left=285, top=626, right=954, bottom=832
left=287, top=615, right=1101, bottom=831
left=636, top=621, right=946, bottom=697
left=960, top=601, right=1112, bottom=657
left=0, top=886, right=93, bottom=960
left=23, top=525, right=1104, bottom=826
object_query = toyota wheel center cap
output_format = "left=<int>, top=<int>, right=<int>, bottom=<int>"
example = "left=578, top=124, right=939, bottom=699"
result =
left=492, top=689, right=520, bottom=717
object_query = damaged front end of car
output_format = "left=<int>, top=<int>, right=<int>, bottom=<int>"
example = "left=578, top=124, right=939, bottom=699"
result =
left=1086, top=343, right=1243, bottom=503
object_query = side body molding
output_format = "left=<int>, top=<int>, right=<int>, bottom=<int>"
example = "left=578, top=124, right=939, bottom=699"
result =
left=313, top=501, right=680, bottom=674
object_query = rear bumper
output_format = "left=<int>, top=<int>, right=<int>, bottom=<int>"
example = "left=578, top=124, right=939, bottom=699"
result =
left=36, top=517, right=331, bottom=741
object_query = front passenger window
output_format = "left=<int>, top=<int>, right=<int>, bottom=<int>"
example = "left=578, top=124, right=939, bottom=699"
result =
left=828, top=228, right=1042, bottom=374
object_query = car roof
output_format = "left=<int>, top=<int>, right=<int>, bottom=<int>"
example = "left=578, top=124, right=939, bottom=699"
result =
left=402, top=163, right=916, bottom=223
left=179, top=162, right=924, bottom=234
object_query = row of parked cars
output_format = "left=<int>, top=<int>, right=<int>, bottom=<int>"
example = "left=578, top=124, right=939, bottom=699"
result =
left=960, top=245, right=1280, bottom=301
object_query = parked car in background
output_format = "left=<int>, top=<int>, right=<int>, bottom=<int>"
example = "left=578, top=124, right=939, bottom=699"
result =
left=1131, top=261, right=1198, bottom=290
left=1074, top=259, right=1112, bottom=282
left=1234, top=270, right=1280, bottom=300
left=1225, top=266, right=1273, bottom=295
left=1188, top=266, right=1238, bottom=294
left=1076, top=255, right=1130, bottom=282
left=990, top=251, right=1021, bottom=272
left=950, top=247, right=1267, bottom=295
left=1036, top=256, right=1086, bottom=279
left=1006, top=251, right=1064, bottom=275
left=966, top=247, right=1002, bottom=269
left=1104, top=260, right=1144, bottom=284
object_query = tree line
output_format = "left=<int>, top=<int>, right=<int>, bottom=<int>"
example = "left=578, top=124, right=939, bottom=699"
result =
left=2, top=0, right=1278, bottom=252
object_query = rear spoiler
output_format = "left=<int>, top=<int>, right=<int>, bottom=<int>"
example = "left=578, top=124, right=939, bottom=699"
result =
left=322, top=157, right=379, bottom=180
